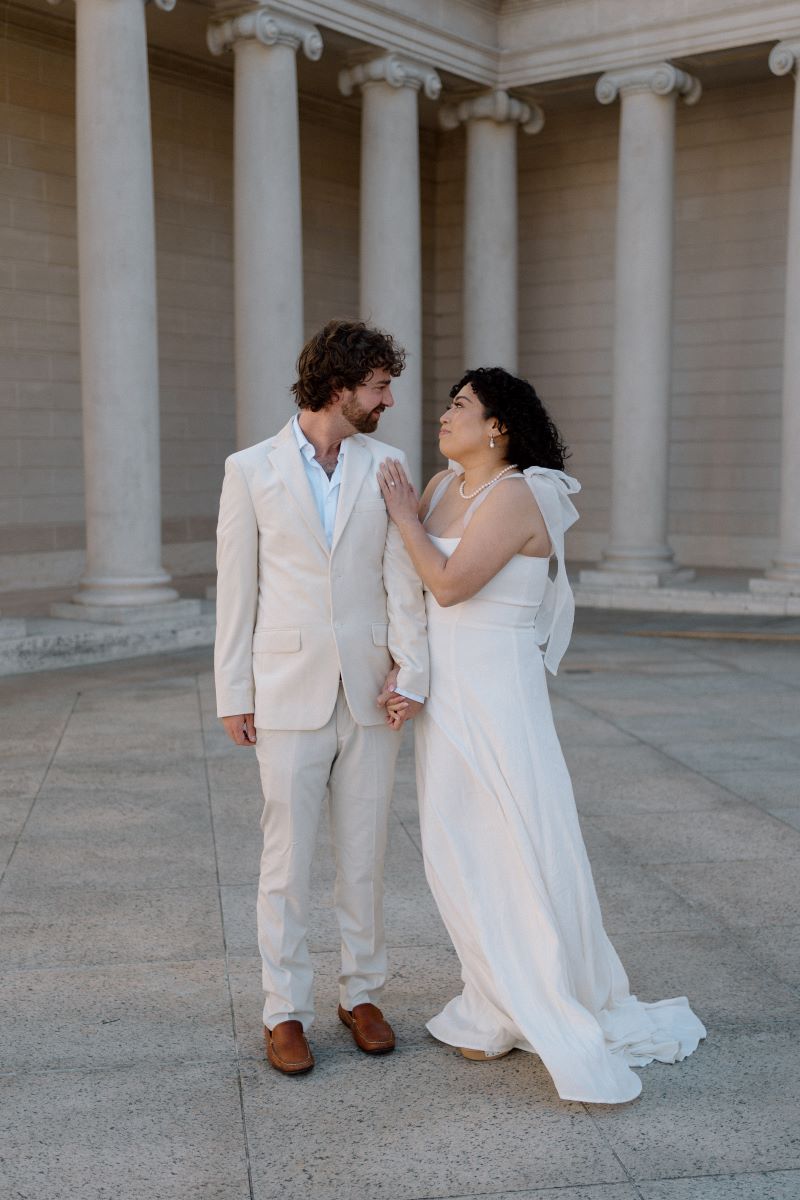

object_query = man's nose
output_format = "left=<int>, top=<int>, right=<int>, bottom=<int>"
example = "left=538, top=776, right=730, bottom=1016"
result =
left=383, top=389, right=395, bottom=408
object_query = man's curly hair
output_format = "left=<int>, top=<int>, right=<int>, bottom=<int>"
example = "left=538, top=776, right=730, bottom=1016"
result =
left=451, top=367, right=569, bottom=471
left=292, top=320, right=406, bottom=411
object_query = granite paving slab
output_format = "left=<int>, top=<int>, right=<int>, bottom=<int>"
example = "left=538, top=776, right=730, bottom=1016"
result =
left=0, top=1063, right=250, bottom=1200
left=0, top=883, right=225, bottom=968
left=592, top=863, right=721, bottom=935
left=23, top=782, right=215, bottom=839
left=240, top=1047, right=628, bottom=1200
left=653, top=858, right=800, bottom=929
left=2, top=825, right=219, bottom=890
left=0, top=794, right=35, bottom=838
left=587, top=1029, right=800, bottom=1180
left=39, top=755, right=210, bottom=800
left=1, top=958, right=234, bottom=1071
left=610, top=929, right=800, bottom=1031
left=441, top=1189, right=640, bottom=1200
left=572, top=760, right=743, bottom=817
left=653, top=736, right=800, bottom=775
left=705, top=766, right=800, bottom=809
left=732, top=924, right=800, bottom=991
left=639, top=1172, right=800, bottom=1199
left=586, top=805, right=800, bottom=865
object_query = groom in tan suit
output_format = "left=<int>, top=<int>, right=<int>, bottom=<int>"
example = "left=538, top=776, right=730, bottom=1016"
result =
left=214, top=320, right=429, bottom=1075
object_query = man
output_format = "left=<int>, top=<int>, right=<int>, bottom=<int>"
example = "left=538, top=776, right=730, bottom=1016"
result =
left=214, top=319, right=429, bottom=1075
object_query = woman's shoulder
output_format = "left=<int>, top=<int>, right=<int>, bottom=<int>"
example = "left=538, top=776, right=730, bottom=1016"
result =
left=418, top=469, right=454, bottom=520
left=467, top=472, right=548, bottom=531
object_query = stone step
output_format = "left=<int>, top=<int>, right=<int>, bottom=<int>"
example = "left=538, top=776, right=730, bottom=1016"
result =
left=0, top=608, right=215, bottom=677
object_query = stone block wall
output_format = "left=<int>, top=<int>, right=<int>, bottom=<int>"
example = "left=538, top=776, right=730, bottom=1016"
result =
left=424, top=76, right=787, bottom=568
left=0, top=19, right=790, bottom=586
left=0, top=30, right=371, bottom=591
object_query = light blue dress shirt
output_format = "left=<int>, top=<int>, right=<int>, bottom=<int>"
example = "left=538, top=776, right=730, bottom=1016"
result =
left=293, top=414, right=344, bottom=546
left=292, top=415, right=422, bottom=706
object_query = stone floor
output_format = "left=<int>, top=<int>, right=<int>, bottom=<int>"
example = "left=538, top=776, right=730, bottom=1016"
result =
left=1, top=612, right=799, bottom=1200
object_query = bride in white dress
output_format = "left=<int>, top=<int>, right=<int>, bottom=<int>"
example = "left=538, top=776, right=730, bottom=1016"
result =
left=377, top=367, right=705, bottom=1105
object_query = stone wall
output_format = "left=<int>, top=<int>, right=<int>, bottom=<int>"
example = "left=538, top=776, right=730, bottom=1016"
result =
left=0, top=23, right=790, bottom=586
left=0, top=32, right=369, bottom=590
left=425, top=77, right=788, bottom=568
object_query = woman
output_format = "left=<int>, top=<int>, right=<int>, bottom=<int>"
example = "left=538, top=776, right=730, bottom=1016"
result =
left=377, top=367, right=705, bottom=1105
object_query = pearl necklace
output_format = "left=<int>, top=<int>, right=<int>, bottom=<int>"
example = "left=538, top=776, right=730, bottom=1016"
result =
left=458, top=464, right=518, bottom=501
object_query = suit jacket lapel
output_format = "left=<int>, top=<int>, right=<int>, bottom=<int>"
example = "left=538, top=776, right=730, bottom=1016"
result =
left=331, top=435, right=372, bottom=552
left=267, top=421, right=329, bottom=556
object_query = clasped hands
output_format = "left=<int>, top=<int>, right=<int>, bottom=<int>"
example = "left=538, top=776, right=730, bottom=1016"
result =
left=377, top=666, right=424, bottom=731
left=221, top=666, right=422, bottom=745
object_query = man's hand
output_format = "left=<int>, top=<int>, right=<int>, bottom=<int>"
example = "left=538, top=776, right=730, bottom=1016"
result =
left=385, top=696, right=423, bottom=729
left=221, top=713, right=257, bottom=745
left=377, top=664, right=423, bottom=727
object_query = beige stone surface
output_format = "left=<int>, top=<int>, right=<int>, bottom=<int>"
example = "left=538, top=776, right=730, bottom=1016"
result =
left=2, top=614, right=800, bottom=1197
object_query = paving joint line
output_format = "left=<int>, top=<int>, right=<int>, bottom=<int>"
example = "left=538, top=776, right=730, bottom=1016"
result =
left=195, top=675, right=256, bottom=1200
left=0, top=689, right=80, bottom=890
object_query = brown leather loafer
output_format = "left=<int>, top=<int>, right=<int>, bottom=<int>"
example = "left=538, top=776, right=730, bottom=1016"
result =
left=338, top=1003, right=396, bottom=1054
left=265, top=1020, right=314, bottom=1075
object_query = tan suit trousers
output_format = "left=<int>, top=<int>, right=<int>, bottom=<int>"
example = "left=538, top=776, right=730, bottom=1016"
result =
left=255, top=685, right=402, bottom=1030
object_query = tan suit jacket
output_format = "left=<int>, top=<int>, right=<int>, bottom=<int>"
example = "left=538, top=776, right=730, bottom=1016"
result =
left=214, top=419, right=429, bottom=729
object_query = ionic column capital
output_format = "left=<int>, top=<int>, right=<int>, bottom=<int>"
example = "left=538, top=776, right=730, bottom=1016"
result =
left=439, top=89, right=544, bottom=135
left=596, top=62, right=701, bottom=106
left=338, top=53, right=441, bottom=101
left=207, top=5, right=323, bottom=60
left=769, top=41, right=800, bottom=76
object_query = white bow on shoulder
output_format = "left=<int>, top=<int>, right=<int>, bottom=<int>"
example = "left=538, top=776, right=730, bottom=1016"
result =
left=521, top=466, right=581, bottom=676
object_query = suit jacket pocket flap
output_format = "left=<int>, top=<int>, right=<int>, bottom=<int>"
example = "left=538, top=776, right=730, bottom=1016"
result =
left=252, top=628, right=302, bottom=653
left=371, top=623, right=389, bottom=647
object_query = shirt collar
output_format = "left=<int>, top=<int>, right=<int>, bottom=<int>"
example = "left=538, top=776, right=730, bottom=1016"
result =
left=293, top=413, right=345, bottom=466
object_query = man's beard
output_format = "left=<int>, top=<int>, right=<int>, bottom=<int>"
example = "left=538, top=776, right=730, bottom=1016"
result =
left=341, top=397, right=385, bottom=433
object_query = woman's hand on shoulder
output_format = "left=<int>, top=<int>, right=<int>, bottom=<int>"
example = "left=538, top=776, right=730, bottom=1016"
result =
left=377, top=458, right=420, bottom=527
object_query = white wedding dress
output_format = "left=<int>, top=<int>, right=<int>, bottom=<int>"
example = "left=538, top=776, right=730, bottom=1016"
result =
left=414, top=467, right=706, bottom=1104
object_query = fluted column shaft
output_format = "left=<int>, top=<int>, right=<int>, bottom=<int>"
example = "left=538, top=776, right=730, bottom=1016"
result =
left=591, top=64, right=701, bottom=583
left=340, top=55, right=440, bottom=484
left=441, top=91, right=544, bottom=372
left=764, top=42, right=800, bottom=586
left=73, top=0, right=177, bottom=606
left=209, top=9, right=322, bottom=449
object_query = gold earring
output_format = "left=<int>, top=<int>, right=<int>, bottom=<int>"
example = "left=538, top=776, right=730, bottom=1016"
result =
left=489, top=433, right=496, bottom=449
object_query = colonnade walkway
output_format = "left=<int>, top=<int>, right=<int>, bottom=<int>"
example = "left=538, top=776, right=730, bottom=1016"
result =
left=1, top=613, right=799, bottom=1199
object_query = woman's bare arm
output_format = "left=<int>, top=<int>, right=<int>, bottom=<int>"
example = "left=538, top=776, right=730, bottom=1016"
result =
left=378, top=460, right=549, bottom=607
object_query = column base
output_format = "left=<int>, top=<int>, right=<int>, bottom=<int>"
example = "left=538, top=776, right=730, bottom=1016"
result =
left=50, top=599, right=202, bottom=625
left=579, top=565, right=696, bottom=589
left=749, top=573, right=800, bottom=598
left=0, top=617, right=27, bottom=640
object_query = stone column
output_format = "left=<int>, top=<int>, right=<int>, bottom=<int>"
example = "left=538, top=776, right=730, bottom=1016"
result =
left=339, top=54, right=440, bottom=485
left=750, top=41, right=800, bottom=597
left=581, top=64, right=701, bottom=589
left=440, top=91, right=544, bottom=372
left=208, top=8, right=322, bottom=450
left=55, top=0, right=186, bottom=617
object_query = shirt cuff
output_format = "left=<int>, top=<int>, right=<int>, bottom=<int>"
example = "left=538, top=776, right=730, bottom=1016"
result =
left=395, top=687, right=424, bottom=704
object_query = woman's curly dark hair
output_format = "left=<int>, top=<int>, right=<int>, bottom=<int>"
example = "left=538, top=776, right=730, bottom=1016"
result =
left=292, top=319, right=406, bottom=411
left=450, top=367, right=569, bottom=471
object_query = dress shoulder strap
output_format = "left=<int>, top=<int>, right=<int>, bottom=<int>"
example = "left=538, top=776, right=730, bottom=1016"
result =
left=422, top=471, right=457, bottom=526
left=462, top=473, right=525, bottom=530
